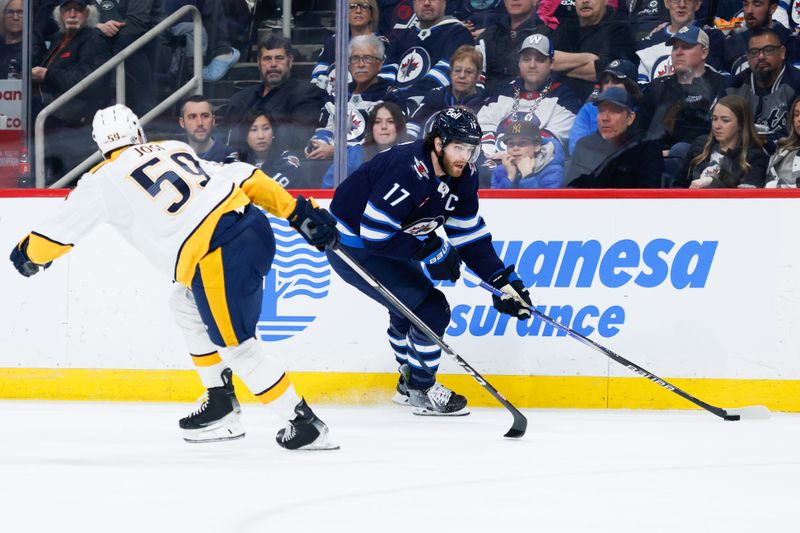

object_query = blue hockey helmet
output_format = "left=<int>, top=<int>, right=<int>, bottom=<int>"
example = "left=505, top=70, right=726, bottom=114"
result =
left=431, top=107, right=482, bottom=147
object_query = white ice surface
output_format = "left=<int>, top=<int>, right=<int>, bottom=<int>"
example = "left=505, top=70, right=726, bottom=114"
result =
left=1, top=401, right=798, bottom=533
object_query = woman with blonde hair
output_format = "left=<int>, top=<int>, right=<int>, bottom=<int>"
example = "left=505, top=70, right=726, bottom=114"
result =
left=674, top=95, right=768, bottom=188
left=0, top=0, right=22, bottom=78
left=765, top=96, right=800, bottom=187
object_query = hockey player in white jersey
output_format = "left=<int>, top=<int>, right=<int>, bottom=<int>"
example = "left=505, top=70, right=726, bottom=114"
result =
left=9, top=105, right=340, bottom=451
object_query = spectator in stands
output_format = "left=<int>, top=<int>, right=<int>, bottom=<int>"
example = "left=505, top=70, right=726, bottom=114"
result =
left=628, top=0, right=669, bottom=40
left=178, top=95, right=233, bottom=163
left=0, top=0, right=22, bottom=78
left=228, top=109, right=307, bottom=188
left=636, top=0, right=724, bottom=84
left=725, top=28, right=800, bottom=151
left=568, top=58, right=641, bottom=154
left=408, top=45, right=485, bottom=138
left=307, top=34, right=400, bottom=159
left=492, top=116, right=564, bottom=187
left=225, top=35, right=326, bottom=155
left=566, top=87, right=664, bottom=187
left=766, top=95, right=800, bottom=186
left=311, top=0, right=382, bottom=94
left=551, top=0, right=638, bottom=100
left=32, top=0, right=111, bottom=183
left=638, top=27, right=725, bottom=161
left=477, top=0, right=551, bottom=94
left=723, top=0, right=792, bottom=74
left=94, top=0, right=162, bottom=117
left=163, top=0, right=241, bottom=82
left=674, top=95, right=768, bottom=187
left=321, top=101, right=408, bottom=187
left=379, top=0, right=474, bottom=112
left=543, top=0, right=627, bottom=27
left=449, top=0, right=509, bottom=39
left=478, top=33, right=580, bottom=156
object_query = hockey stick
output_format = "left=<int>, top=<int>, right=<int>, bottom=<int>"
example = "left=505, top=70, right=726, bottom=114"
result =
left=480, top=282, right=770, bottom=421
left=328, top=243, right=528, bottom=438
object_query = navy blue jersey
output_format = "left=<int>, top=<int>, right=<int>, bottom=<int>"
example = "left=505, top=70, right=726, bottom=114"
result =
left=379, top=18, right=474, bottom=102
left=329, top=140, right=505, bottom=281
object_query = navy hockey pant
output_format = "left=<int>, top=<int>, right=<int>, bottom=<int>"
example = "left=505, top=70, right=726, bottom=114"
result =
left=191, top=205, right=276, bottom=347
left=326, top=245, right=451, bottom=388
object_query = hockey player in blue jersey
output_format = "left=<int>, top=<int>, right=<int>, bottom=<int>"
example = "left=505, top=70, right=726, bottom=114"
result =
left=326, top=107, right=532, bottom=415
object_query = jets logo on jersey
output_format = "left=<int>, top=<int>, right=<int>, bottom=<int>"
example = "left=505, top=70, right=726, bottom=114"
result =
left=257, top=214, right=331, bottom=342
left=397, top=47, right=431, bottom=86
left=401, top=216, right=445, bottom=236
left=348, top=109, right=368, bottom=143
left=466, top=0, right=502, bottom=11
left=652, top=55, right=672, bottom=80
left=412, top=156, right=429, bottom=179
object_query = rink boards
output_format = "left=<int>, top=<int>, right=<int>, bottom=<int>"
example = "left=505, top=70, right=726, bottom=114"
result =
left=2, top=189, right=800, bottom=411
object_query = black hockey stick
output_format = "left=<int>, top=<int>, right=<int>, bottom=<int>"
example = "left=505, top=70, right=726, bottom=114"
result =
left=480, top=282, right=770, bottom=421
left=328, top=243, right=527, bottom=438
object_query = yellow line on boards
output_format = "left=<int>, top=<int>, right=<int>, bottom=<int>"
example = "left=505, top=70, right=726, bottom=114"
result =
left=0, top=368, right=797, bottom=411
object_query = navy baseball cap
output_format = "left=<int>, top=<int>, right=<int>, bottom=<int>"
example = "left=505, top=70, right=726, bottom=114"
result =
left=593, top=87, right=633, bottom=110
left=666, top=26, right=710, bottom=48
left=599, top=59, right=638, bottom=82
left=500, top=119, right=542, bottom=143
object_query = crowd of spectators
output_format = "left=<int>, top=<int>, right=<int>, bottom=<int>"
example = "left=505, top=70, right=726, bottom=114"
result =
left=19, top=0, right=800, bottom=188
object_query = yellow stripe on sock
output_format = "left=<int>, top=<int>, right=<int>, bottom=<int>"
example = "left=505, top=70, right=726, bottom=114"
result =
left=198, top=248, right=238, bottom=347
left=256, top=373, right=291, bottom=404
left=191, top=351, right=222, bottom=368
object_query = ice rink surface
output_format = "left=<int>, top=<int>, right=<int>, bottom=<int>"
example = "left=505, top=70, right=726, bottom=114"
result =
left=1, top=401, right=797, bottom=533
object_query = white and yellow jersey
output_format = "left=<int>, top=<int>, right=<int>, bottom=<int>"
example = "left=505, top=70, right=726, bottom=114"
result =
left=23, top=140, right=297, bottom=286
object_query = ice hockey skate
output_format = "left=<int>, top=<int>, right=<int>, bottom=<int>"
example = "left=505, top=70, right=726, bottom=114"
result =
left=276, top=398, right=339, bottom=450
left=180, top=368, right=245, bottom=443
left=391, top=364, right=411, bottom=406
left=407, top=382, right=470, bottom=416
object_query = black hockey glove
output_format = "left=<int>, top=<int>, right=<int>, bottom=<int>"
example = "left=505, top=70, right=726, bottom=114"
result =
left=288, top=195, right=339, bottom=251
left=488, top=265, right=531, bottom=319
left=9, top=238, right=51, bottom=278
left=413, top=235, right=461, bottom=282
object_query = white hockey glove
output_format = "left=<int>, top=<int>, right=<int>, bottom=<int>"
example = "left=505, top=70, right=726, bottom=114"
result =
left=488, top=266, right=531, bottom=320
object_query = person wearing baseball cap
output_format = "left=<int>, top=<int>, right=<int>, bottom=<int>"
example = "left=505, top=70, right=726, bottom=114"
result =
left=566, top=87, right=664, bottom=187
left=492, top=116, right=565, bottom=188
left=637, top=20, right=726, bottom=175
left=635, top=0, right=725, bottom=84
left=568, top=58, right=643, bottom=153
left=477, top=33, right=581, bottom=157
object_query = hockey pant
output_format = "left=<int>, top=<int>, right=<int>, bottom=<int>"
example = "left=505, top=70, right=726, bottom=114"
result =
left=169, top=207, right=300, bottom=420
left=327, top=246, right=450, bottom=388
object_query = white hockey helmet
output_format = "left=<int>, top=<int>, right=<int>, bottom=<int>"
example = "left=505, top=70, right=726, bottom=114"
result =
left=92, top=104, right=146, bottom=157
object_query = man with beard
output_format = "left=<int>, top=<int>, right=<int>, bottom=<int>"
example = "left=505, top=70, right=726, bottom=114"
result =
left=325, top=108, right=532, bottom=416
left=725, top=27, right=800, bottom=150
left=178, top=95, right=233, bottom=163
left=224, top=35, right=325, bottom=154
left=722, top=0, right=793, bottom=74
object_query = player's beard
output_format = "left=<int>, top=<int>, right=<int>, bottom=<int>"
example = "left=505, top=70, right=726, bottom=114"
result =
left=437, top=147, right=466, bottom=178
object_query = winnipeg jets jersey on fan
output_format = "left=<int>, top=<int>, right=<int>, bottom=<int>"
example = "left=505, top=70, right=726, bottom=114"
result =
left=23, top=140, right=296, bottom=287
left=478, top=77, right=581, bottom=155
left=329, top=140, right=504, bottom=281
left=379, top=18, right=474, bottom=102
left=313, top=79, right=401, bottom=145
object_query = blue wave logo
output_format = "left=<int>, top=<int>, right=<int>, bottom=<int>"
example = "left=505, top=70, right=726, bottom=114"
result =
left=257, top=215, right=331, bottom=341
